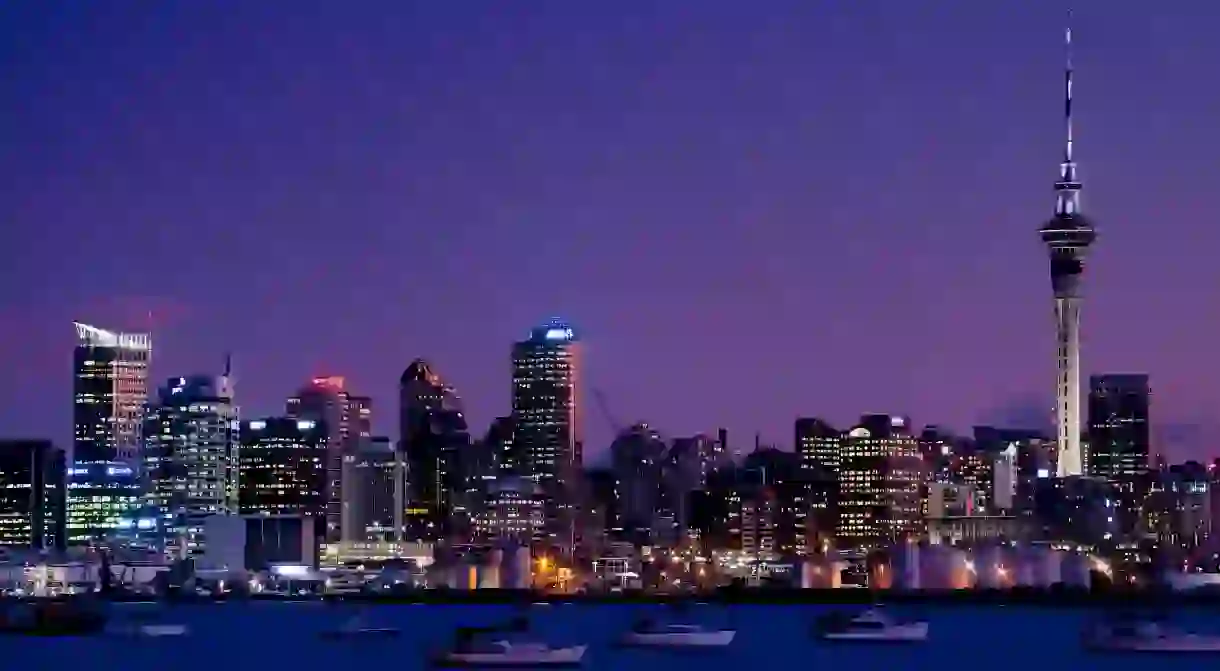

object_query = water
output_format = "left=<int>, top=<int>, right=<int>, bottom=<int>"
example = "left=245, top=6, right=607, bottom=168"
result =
left=5, top=602, right=1220, bottom=669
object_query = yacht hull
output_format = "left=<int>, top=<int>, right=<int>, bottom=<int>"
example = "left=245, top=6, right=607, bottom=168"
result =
left=821, top=622, right=929, bottom=643
left=432, top=645, right=587, bottom=668
left=620, top=630, right=736, bottom=648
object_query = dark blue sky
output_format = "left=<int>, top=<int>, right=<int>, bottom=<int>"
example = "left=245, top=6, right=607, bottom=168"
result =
left=3, top=1, right=1218, bottom=459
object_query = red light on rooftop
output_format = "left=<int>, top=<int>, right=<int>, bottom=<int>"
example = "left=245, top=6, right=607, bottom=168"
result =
left=311, top=376, right=345, bottom=389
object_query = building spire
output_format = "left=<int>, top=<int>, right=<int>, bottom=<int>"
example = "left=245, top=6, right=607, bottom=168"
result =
left=1055, top=10, right=1081, bottom=217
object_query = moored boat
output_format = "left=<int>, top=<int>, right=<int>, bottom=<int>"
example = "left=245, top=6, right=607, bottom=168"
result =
left=0, top=598, right=108, bottom=636
left=620, top=620, right=736, bottom=648
left=816, top=608, right=928, bottom=643
left=431, top=640, right=587, bottom=668
left=1085, top=618, right=1220, bottom=653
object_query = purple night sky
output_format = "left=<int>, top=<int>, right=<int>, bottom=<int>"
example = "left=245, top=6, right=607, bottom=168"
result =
left=3, top=1, right=1218, bottom=461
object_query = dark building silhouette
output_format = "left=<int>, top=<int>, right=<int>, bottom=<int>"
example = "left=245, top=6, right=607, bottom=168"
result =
left=511, top=320, right=581, bottom=551
left=0, top=440, right=66, bottom=549
left=285, top=376, right=371, bottom=542
left=1088, top=374, right=1151, bottom=540
left=237, top=418, right=327, bottom=536
left=398, top=359, right=470, bottom=542
left=1088, top=374, right=1150, bottom=479
left=795, top=418, right=840, bottom=472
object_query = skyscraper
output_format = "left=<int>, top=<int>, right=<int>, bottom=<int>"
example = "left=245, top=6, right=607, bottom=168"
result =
left=398, top=359, right=470, bottom=541
left=237, top=417, right=327, bottom=519
left=0, top=440, right=66, bottom=549
left=836, top=414, right=923, bottom=551
left=1087, top=374, right=1151, bottom=480
left=511, top=320, right=581, bottom=486
left=1038, top=22, right=1096, bottom=477
left=70, top=322, right=151, bottom=544
left=512, top=320, right=581, bottom=551
left=285, top=376, right=371, bottom=542
left=144, top=368, right=239, bottom=557
left=72, top=322, right=151, bottom=465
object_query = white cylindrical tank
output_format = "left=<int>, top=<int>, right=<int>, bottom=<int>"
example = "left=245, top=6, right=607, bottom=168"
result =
left=1037, top=549, right=1063, bottom=587
left=920, top=545, right=970, bottom=590
left=1060, top=553, right=1091, bottom=588
left=971, top=545, right=1007, bottom=590
left=892, top=543, right=920, bottom=590
left=1012, top=547, right=1041, bottom=587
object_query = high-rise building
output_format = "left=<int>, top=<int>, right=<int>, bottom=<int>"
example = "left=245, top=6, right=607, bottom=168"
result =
left=512, top=320, right=581, bottom=485
left=795, top=418, right=840, bottom=473
left=0, top=440, right=66, bottom=549
left=72, top=322, right=152, bottom=465
left=1038, top=24, right=1097, bottom=477
left=398, top=359, right=470, bottom=542
left=512, top=320, right=581, bottom=550
left=1087, top=374, right=1151, bottom=480
left=66, top=461, right=142, bottom=545
left=143, top=369, right=238, bottom=557
left=285, top=377, right=371, bottom=542
left=340, top=436, right=403, bottom=543
left=836, top=414, right=924, bottom=551
left=70, top=322, right=151, bottom=544
left=238, top=418, right=327, bottom=519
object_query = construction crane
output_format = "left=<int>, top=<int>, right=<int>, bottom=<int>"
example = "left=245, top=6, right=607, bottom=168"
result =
left=592, top=387, right=625, bottom=437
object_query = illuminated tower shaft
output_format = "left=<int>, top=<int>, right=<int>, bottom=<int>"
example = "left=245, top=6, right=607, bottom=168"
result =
left=1040, top=21, right=1095, bottom=477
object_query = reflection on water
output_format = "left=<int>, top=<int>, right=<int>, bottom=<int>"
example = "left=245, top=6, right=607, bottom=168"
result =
left=7, top=602, right=1220, bottom=671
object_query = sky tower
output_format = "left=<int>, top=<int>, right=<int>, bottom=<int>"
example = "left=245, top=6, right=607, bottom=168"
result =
left=1039, top=19, right=1096, bottom=477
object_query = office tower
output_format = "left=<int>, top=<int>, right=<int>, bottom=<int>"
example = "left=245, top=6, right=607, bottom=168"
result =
left=512, top=320, right=581, bottom=484
left=70, top=322, right=151, bottom=543
left=398, top=359, right=470, bottom=541
left=144, top=370, right=238, bottom=557
left=735, top=447, right=811, bottom=556
left=1087, top=374, right=1151, bottom=479
left=836, top=414, right=924, bottom=551
left=340, top=436, right=404, bottom=543
left=609, top=424, right=668, bottom=545
left=474, top=476, right=545, bottom=544
left=1038, top=24, right=1097, bottom=477
left=486, top=416, right=520, bottom=477
left=285, top=376, right=371, bottom=542
left=1088, top=374, right=1151, bottom=540
left=795, top=418, right=840, bottom=473
left=0, top=440, right=67, bottom=549
left=238, top=417, right=327, bottom=516
left=73, top=322, right=152, bottom=464
left=512, top=320, right=581, bottom=550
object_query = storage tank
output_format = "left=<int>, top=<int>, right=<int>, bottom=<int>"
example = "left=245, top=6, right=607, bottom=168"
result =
left=891, top=543, right=920, bottom=590
left=1036, top=549, right=1063, bottom=587
left=1060, top=552, right=1091, bottom=588
left=971, top=545, right=1009, bottom=590
left=1012, top=547, right=1042, bottom=587
left=920, top=545, right=970, bottom=590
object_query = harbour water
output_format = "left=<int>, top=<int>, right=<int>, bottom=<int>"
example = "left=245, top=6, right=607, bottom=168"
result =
left=8, top=602, right=1220, bottom=669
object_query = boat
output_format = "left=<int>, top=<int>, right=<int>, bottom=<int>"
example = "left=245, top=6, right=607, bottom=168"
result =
left=619, top=621, right=736, bottom=648
left=816, top=608, right=928, bottom=643
left=1084, top=617, right=1220, bottom=653
left=0, top=598, right=108, bottom=636
left=319, top=615, right=401, bottom=640
left=138, top=624, right=188, bottom=637
left=431, top=621, right=585, bottom=668
left=431, top=640, right=588, bottom=668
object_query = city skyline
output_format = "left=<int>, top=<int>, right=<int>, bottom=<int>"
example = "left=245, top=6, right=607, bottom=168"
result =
left=4, top=2, right=1220, bottom=458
